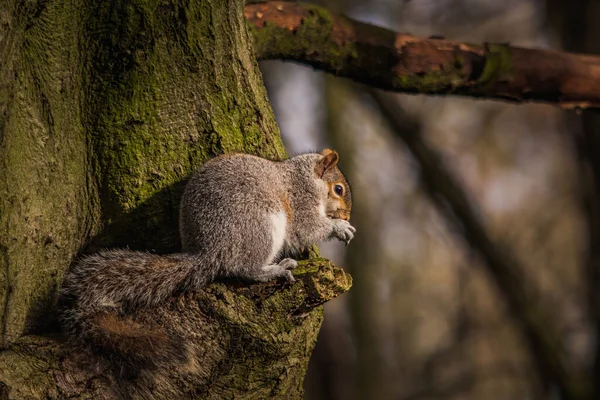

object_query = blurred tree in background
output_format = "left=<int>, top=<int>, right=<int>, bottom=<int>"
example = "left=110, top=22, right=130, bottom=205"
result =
left=261, top=0, right=600, bottom=399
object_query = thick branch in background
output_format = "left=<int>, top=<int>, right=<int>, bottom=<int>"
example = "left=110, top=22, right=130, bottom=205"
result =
left=368, top=90, right=588, bottom=400
left=246, top=1, right=600, bottom=109
left=0, top=261, right=351, bottom=399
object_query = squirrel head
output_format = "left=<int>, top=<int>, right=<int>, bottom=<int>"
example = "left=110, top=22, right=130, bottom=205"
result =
left=314, top=149, right=352, bottom=221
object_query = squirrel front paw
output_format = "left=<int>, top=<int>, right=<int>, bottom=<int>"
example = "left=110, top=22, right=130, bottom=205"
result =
left=278, top=258, right=298, bottom=270
left=332, top=219, right=356, bottom=245
left=278, top=259, right=297, bottom=282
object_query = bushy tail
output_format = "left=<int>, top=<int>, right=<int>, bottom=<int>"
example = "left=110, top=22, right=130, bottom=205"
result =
left=59, top=250, right=209, bottom=369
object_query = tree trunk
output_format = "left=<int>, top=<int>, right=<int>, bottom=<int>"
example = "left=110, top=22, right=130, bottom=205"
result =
left=0, top=0, right=349, bottom=398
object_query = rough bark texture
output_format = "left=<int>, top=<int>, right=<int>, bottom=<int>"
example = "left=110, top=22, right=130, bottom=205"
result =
left=246, top=1, right=600, bottom=109
left=0, top=0, right=284, bottom=347
left=0, top=0, right=348, bottom=398
left=0, top=260, right=351, bottom=399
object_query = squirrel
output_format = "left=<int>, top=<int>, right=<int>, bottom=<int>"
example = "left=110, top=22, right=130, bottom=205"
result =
left=59, top=149, right=355, bottom=370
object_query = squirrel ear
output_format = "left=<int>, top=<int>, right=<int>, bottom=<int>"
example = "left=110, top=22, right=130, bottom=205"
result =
left=315, top=150, right=339, bottom=178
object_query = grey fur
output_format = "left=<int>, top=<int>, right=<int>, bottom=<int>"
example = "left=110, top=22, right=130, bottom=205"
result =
left=60, top=152, right=355, bottom=370
left=179, top=153, right=354, bottom=281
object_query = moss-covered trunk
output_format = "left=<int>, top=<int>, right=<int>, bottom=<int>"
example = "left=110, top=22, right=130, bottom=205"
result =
left=0, top=0, right=342, bottom=398
left=0, top=0, right=282, bottom=347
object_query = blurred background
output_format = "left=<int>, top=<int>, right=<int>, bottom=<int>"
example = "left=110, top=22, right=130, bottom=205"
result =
left=259, top=1, right=600, bottom=399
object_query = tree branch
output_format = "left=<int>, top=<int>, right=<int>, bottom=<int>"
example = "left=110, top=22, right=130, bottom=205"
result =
left=246, top=1, right=600, bottom=109
left=0, top=260, right=351, bottom=399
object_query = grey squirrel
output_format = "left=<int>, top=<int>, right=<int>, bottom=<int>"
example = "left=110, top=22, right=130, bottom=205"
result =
left=59, top=149, right=355, bottom=368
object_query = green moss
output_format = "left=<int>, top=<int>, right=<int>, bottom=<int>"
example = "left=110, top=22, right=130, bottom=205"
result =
left=1, top=0, right=286, bottom=347
left=477, top=43, right=513, bottom=87
left=193, top=258, right=350, bottom=399
left=249, top=4, right=470, bottom=95
left=83, top=0, right=285, bottom=251
left=249, top=4, right=518, bottom=100
left=249, top=5, right=357, bottom=68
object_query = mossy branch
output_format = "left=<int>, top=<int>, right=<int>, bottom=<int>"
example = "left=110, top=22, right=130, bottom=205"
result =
left=246, top=1, right=600, bottom=109
left=0, top=260, right=351, bottom=399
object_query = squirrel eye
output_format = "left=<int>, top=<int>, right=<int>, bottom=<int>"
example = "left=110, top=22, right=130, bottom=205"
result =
left=333, top=184, right=344, bottom=196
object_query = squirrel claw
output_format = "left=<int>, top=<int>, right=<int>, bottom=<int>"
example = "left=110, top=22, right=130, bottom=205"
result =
left=332, top=219, right=355, bottom=245
left=279, top=258, right=298, bottom=270
left=282, top=270, right=295, bottom=282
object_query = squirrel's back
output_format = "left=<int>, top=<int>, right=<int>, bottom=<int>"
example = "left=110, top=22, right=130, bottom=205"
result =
left=179, top=154, right=290, bottom=275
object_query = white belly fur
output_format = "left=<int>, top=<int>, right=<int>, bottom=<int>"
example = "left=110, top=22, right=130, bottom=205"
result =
left=268, top=212, right=287, bottom=263
left=318, top=202, right=326, bottom=217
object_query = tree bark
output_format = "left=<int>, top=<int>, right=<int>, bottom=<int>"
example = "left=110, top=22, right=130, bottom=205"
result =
left=0, top=0, right=350, bottom=398
left=246, top=1, right=600, bottom=109
left=0, top=0, right=283, bottom=347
